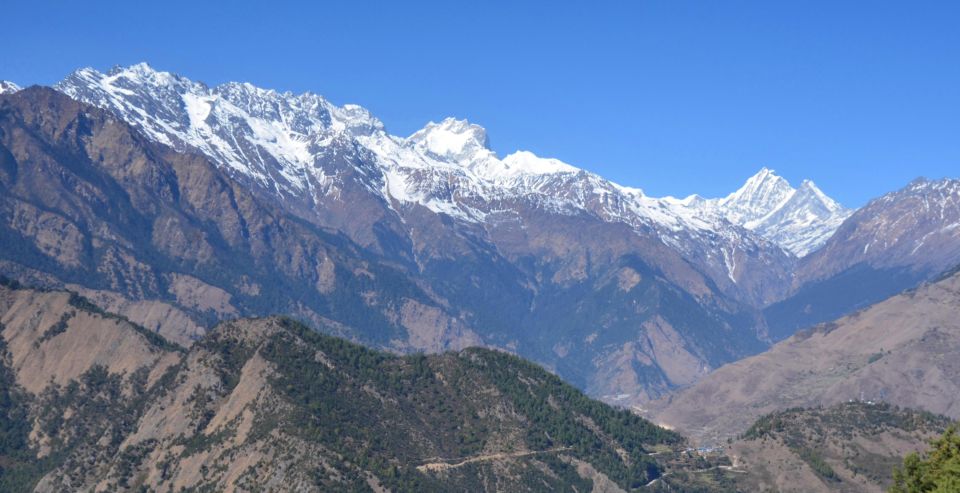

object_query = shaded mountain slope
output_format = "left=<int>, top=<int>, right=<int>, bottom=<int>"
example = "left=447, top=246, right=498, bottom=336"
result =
left=649, top=266, right=960, bottom=443
left=766, top=178, right=960, bottom=340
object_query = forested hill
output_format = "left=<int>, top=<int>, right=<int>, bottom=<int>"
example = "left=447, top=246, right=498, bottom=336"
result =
left=0, top=279, right=684, bottom=492
left=728, top=402, right=952, bottom=493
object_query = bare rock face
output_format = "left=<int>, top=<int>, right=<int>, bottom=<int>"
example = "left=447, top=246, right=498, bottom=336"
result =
left=63, top=284, right=205, bottom=347
left=649, top=268, right=960, bottom=443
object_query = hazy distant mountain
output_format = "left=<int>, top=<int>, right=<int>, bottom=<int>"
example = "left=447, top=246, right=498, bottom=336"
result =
left=1, top=84, right=771, bottom=410
left=55, top=63, right=830, bottom=304
left=42, top=64, right=822, bottom=399
left=802, top=177, right=960, bottom=280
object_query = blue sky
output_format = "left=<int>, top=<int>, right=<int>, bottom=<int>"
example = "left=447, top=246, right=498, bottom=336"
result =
left=2, top=1, right=958, bottom=206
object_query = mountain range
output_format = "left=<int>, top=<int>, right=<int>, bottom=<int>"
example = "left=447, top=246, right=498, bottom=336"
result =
left=2, top=63, right=960, bottom=411
left=52, top=63, right=848, bottom=261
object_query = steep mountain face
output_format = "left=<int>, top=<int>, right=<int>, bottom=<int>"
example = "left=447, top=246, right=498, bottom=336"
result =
left=648, top=266, right=960, bottom=443
left=28, top=63, right=960, bottom=411
left=48, top=64, right=888, bottom=399
left=0, top=84, right=771, bottom=407
left=765, top=178, right=960, bottom=339
left=0, top=281, right=684, bottom=492
left=711, top=167, right=852, bottom=257
left=730, top=402, right=951, bottom=493
left=6, top=63, right=957, bottom=409
left=0, top=86, right=477, bottom=352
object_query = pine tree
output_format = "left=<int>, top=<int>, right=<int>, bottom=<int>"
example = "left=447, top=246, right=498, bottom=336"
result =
left=890, top=425, right=960, bottom=492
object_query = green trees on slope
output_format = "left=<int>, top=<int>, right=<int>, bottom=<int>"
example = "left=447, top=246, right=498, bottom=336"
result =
left=890, top=425, right=960, bottom=493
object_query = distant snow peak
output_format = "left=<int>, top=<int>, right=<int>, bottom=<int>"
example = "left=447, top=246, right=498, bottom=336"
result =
left=408, top=117, right=492, bottom=163
left=0, top=81, right=21, bottom=95
left=716, top=167, right=852, bottom=257
left=109, top=61, right=158, bottom=76
left=501, top=151, right=579, bottom=177
left=405, top=119, right=583, bottom=185
left=721, top=167, right=794, bottom=224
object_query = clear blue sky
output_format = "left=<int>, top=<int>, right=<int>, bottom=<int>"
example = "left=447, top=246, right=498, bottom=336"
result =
left=2, top=1, right=958, bottom=206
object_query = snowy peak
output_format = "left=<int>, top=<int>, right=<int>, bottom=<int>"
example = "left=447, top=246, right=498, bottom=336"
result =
left=55, top=63, right=397, bottom=196
left=106, top=62, right=180, bottom=85
left=405, top=116, right=584, bottom=184
left=404, top=119, right=582, bottom=185
left=793, top=180, right=845, bottom=215
left=500, top=151, right=579, bottom=177
left=721, top=167, right=795, bottom=224
left=0, top=81, right=21, bottom=95
left=714, top=168, right=852, bottom=257
left=407, top=117, right=492, bottom=163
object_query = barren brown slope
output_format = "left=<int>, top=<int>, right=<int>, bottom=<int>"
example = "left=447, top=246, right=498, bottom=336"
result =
left=649, top=267, right=960, bottom=443
left=0, top=279, right=181, bottom=395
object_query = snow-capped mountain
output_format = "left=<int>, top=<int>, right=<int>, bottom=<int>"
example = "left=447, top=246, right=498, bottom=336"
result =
left=717, top=167, right=797, bottom=226
left=52, top=63, right=845, bottom=299
left=2, top=84, right=778, bottom=408
left=0, top=81, right=21, bottom=94
left=804, top=177, right=960, bottom=278
left=761, top=177, right=960, bottom=340
left=56, top=64, right=717, bottom=230
left=711, top=168, right=852, bottom=256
